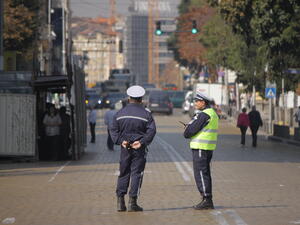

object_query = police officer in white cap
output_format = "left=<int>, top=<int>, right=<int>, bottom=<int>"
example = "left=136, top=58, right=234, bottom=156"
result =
left=183, top=92, right=219, bottom=210
left=110, top=85, right=156, bottom=212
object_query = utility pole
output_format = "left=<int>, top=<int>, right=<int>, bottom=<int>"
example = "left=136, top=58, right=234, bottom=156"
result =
left=62, top=0, right=66, bottom=75
left=48, top=0, right=52, bottom=75
left=0, top=0, right=4, bottom=70
left=252, top=70, right=256, bottom=106
left=148, top=0, right=154, bottom=84
left=109, top=0, right=116, bottom=72
left=110, top=0, right=115, bottom=24
left=148, top=0, right=159, bottom=85
left=154, top=0, right=159, bottom=86
left=236, top=82, right=240, bottom=112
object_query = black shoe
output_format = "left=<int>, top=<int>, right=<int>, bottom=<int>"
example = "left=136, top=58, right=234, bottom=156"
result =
left=128, top=196, right=143, bottom=212
left=117, top=196, right=127, bottom=212
left=193, top=197, right=214, bottom=210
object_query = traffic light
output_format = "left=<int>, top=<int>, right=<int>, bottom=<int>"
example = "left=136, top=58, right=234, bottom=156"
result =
left=191, top=20, right=198, bottom=34
left=118, top=40, right=123, bottom=53
left=155, top=21, right=162, bottom=36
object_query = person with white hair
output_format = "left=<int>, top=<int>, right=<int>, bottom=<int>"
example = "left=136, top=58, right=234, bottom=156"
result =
left=183, top=92, right=219, bottom=210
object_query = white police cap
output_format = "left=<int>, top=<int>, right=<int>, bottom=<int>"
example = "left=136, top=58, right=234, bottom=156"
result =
left=126, top=85, right=146, bottom=98
left=194, top=92, right=211, bottom=102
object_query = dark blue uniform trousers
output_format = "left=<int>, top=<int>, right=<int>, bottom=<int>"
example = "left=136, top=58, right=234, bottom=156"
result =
left=192, top=149, right=213, bottom=198
left=116, top=147, right=147, bottom=197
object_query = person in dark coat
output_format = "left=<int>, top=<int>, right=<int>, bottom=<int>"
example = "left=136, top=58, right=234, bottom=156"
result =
left=43, top=105, right=62, bottom=160
left=237, top=107, right=250, bottom=147
left=248, top=106, right=263, bottom=147
left=104, top=103, right=122, bottom=151
left=59, top=107, right=71, bottom=160
left=110, top=85, right=156, bottom=212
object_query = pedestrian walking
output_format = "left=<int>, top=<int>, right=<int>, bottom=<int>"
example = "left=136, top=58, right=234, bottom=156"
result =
left=110, top=85, right=156, bottom=212
left=237, top=107, right=250, bottom=147
left=294, top=106, right=300, bottom=127
left=248, top=106, right=263, bottom=147
left=104, top=103, right=121, bottom=150
left=183, top=92, right=219, bottom=210
left=88, top=105, right=97, bottom=143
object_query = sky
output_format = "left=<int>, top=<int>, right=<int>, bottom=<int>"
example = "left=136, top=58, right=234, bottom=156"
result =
left=70, top=0, right=181, bottom=18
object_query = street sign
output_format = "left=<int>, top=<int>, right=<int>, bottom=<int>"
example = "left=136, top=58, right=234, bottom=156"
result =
left=265, top=87, right=276, bottom=98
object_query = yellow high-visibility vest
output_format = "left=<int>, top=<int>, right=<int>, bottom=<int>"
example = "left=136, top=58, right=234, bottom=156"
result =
left=190, top=108, right=219, bottom=150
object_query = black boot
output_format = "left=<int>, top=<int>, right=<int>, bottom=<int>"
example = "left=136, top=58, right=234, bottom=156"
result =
left=128, top=196, right=143, bottom=212
left=193, top=197, right=214, bottom=210
left=117, top=196, right=127, bottom=212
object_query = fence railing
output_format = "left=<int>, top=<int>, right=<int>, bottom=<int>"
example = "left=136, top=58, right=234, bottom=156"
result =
left=224, top=101, right=299, bottom=138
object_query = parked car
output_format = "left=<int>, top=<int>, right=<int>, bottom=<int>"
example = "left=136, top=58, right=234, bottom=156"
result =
left=167, top=90, right=186, bottom=108
left=147, top=90, right=173, bottom=115
left=182, top=91, right=193, bottom=113
left=102, top=92, right=127, bottom=108
left=143, top=88, right=161, bottom=107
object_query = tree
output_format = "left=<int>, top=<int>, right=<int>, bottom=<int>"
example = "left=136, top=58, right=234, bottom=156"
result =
left=252, top=1, right=300, bottom=78
left=171, top=1, right=215, bottom=74
left=4, top=0, right=39, bottom=51
left=200, top=12, right=266, bottom=93
left=206, top=0, right=300, bottom=92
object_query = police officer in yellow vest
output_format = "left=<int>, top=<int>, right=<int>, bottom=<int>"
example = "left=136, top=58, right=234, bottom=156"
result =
left=183, top=92, right=219, bottom=210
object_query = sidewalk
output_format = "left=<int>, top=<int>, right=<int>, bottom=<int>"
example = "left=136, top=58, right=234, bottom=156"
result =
left=226, top=116, right=300, bottom=147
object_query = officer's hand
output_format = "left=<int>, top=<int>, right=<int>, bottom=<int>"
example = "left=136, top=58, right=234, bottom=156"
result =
left=131, top=141, right=141, bottom=149
left=122, top=141, right=128, bottom=148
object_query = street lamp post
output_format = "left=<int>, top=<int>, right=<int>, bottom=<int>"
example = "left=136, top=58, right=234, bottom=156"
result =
left=222, top=56, right=229, bottom=107
left=0, top=0, right=4, bottom=70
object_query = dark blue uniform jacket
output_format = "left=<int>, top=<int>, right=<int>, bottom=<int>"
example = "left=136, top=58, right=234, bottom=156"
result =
left=110, top=103, right=156, bottom=146
left=184, top=106, right=211, bottom=139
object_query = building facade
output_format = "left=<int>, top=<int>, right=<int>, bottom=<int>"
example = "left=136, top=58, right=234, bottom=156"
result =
left=124, top=0, right=179, bottom=86
left=72, top=17, right=124, bottom=87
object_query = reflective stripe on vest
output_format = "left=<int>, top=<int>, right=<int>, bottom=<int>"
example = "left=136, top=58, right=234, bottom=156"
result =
left=190, top=108, right=219, bottom=150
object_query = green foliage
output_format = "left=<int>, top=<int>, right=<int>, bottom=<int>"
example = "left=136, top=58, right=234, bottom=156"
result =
left=174, top=0, right=300, bottom=93
left=178, top=0, right=208, bottom=14
left=205, top=0, right=300, bottom=93
left=4, top=0, right=39, bottom=51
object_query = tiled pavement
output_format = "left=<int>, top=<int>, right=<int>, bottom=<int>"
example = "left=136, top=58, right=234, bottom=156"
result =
left=0, top=109, right=300, bottom=225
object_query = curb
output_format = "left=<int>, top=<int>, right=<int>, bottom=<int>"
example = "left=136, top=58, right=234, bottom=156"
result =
left=267, top=135, right=300, bottom=146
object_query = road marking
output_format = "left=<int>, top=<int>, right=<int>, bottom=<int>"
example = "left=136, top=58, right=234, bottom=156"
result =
left=212, top=210, right=248, bottom=225
left=211, top=211, right=230, bottom=225
left=290, top=220, right=300, bottom=224
left=225, top=209, right=248, bottom=225
left=2, top=218, right=15, bottom=224
left=156, top=136, right=191, bottom=182
left=113, top=170, right=152, bottom=176
left=157, top=136, right=194, bottom=174
left=48, top=161, right=71, bottom=183
left=155, top=137, right=248, bottom=225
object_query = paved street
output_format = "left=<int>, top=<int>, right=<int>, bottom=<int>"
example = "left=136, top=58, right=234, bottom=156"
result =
left=1, top=109, right=300, bottom=225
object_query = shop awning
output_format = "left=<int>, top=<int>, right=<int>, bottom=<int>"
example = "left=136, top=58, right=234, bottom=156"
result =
left=32, top=75, right=70, bottom=92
